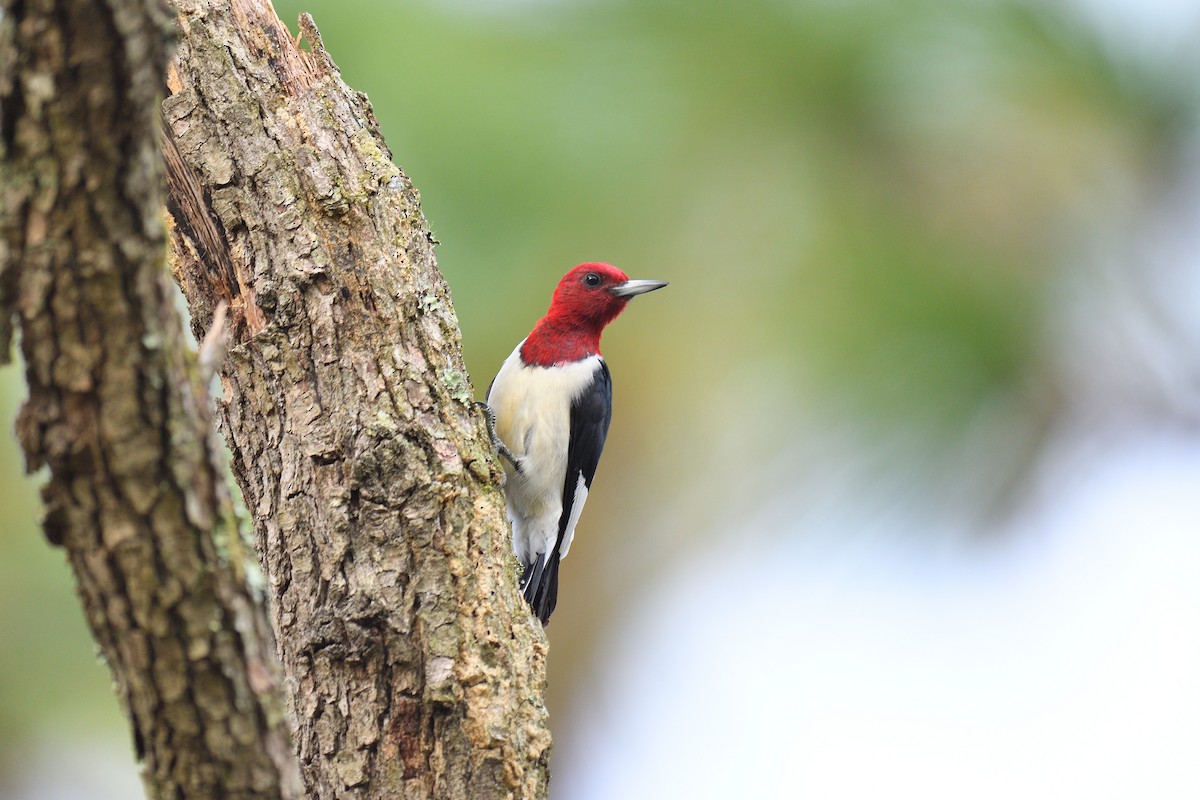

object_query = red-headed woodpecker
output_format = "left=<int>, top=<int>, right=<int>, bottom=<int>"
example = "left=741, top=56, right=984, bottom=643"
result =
left=486, top=262, right=667, bottom=625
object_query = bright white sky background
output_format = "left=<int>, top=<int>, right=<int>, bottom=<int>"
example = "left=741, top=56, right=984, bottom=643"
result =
left=559, top=428, right=1200, bottom=799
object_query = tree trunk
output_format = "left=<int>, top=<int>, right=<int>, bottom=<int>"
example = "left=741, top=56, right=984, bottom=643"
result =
left=0, top=0, right=301, bottom=798
left=163, top=1, right=551, bottom=799
left=2, top=0, right=551, bottom=796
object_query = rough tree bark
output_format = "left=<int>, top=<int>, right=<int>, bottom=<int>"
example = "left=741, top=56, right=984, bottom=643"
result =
left=0, top=0, right=300, bottom=798
left=163, top=1, right=551, bottom=799
left=2, top=0, right=551, bottom=797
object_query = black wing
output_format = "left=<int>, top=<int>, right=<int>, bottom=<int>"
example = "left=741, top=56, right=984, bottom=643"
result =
left=523, top=360, right=613, bottom=625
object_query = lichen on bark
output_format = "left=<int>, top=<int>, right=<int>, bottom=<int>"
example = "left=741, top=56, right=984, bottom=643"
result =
left=163, top=1, right=552, bottom=797
left=0, top=0, right=300, bottom=798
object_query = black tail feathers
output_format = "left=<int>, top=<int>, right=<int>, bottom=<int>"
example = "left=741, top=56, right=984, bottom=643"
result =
left=520, top=553, right=561, bottom=626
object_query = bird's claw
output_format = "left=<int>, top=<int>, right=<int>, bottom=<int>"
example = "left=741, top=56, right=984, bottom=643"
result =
left=477, top=401, right=522, bottom=473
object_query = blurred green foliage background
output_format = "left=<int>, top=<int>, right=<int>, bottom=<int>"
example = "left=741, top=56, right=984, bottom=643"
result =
left=1, top=0, right=1194, bottom=795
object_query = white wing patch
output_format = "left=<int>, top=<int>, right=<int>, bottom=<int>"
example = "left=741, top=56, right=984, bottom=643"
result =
left=557, top=472, right=589, bottom=561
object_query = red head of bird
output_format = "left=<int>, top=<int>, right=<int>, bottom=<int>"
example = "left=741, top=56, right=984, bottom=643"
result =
left=521, top=262, right=667, bottom=367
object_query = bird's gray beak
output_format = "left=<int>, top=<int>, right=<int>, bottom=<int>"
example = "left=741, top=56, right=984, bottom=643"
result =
left=609, top=279, right=668, bottom=298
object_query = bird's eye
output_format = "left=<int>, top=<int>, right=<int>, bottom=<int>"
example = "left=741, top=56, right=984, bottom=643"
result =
left=583, top=273, right=602, bottom=287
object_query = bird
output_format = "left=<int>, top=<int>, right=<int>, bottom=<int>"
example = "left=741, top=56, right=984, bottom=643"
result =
left=485, top=262, right=667, bottom=625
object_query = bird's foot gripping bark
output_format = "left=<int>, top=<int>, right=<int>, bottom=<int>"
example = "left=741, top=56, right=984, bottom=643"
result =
left=477, top=401, right=522, bottom=475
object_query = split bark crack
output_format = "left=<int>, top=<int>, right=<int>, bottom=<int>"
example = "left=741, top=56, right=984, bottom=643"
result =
left=0, top=0, right=552, bottom=798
